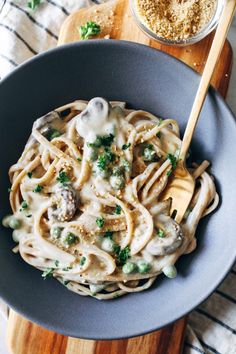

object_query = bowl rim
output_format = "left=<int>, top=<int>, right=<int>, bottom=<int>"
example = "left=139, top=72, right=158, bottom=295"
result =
left=0, top=39, right=236, bottom=340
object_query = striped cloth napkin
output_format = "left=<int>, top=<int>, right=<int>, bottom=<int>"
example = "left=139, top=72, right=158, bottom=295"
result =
left=0, top=1, right=236, bottom=353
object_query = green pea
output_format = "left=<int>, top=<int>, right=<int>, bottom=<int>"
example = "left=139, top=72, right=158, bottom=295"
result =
left=120, top=158, right=131, bottom=172
left=163, top=265, right=177, bottom=279
left=122, top=262, right=137, bottom=274
left=137, top=260, right=151, bottom=274
left=2, top=214, right=13, bottom=228
left=112, top=166, right=123, bottom=176
left=101, top=238, right=115, bottom=253
left=143, top=147, right=156, bottom=162
left=50, top=226, right=62, bottom=238
left=8, top=216, right=21, bottom=230
left=89, top=283, right=105, bottom=295
left=12, top=230, right=20, bottom=243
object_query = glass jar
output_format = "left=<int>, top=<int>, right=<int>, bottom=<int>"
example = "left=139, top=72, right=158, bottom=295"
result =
left=130, top=0, right=225, bottom=46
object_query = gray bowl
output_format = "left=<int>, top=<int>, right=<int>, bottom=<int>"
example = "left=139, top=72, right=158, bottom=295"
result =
left=0, top=40, right=235, bottom=340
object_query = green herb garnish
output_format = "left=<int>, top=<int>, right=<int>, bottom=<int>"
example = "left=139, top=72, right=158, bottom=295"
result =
left=33, top=185, right=43, bottom=193
left=142, top=144, right=157, bottom=162
left=80, top=256, right=86, bottom=266
left=157, top=229, right=165, bottom=238
left=55, top=260, right=59, bottom=267
left=42, top=268, right=54, bottom=280
left=62, top=266, right=73, bottom=271
left=114, top=205, right=121, bottom=215
left=166, top=153, right=178, bottom=176
left=97, top=150, right=115, bottom=171
left=88, top=134, right=114, bottom=148
left=156, top=132, right=161, bottom=138
left=96, top=217, right=105, bottom=229
left=27, top=172, right=33, bottom=178
left=47, top=128, right=62, bottom=141
left=104, top=230, right=113, bottom=238
left=113, top=244, right=121, bottom=255
left=116, top=246, right=130, bottom=265
left=158, top=118, right=163, bottom=126
left=79, top=21, right=101, bottom=40
left=27, top=0, right=41, bottom=10
left=64, top=232, right=78, bottom=246
left=56, top=171, right=70, bottom=185
left=63, top=280, right=70, bottom=286
left=122, top=143, right=131, bottom=150
left=77, top=157, right=82, bottom=162
left=20, top=200, right=28, bottom=211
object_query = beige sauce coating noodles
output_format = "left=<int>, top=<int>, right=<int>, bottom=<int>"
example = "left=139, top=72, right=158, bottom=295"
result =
left=6, top=98, right=219, bottom=299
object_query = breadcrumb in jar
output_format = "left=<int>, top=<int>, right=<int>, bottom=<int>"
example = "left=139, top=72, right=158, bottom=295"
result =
left=135, top=0, right=217, bottom=41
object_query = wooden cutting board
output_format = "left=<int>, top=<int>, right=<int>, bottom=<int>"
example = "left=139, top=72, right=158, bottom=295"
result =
left=7, top=1, right=233, bottom=353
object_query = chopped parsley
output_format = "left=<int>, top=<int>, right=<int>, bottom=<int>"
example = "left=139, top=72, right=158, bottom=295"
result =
left=26, top=214, right=32, bottom=218
left=156, top=132, right=161, bottom=139
left=114, top=205, right=121, bottom=215
left=79, top=21, right=101, bottom=40
left=27, top=0, right=41, bottom=10
left=77, top=157, right=82, bottom=162
left=97, top=150, right=115, bottom=171
left=55, top=260, right=59, bottom=267
left=157, top=229, right=165, bottom=238
left=42, top=268, right=54, bottom=280
left=80, top=256, right=86, bottom=266
left=104, top=230, right=113, bottom=239
left=27, top=172, right=33, bottom=178
left=56, top=171, right=70, bottom=185
left=64, top=232, right=78, bottom=246
left=122, top=143, right=131, bottom=150
left=20, top=200, right=28, bottom=211
left=158, top=118, right=163, bottom=126
left=166, top=153, right=178, bottom=176
left=46, top=128, right=62, bottom=141
left=88, top=134, right=114, bottom=148
left=62, top=266, right=72, bottom=271
left=33, top=185, right=43, bottom=193
left=116, top=246, right=130, bottom=265
left=63, top=280, right=70, bottom=286
left=113, top=244, right=121, bottom=255
left=120, top=158, right=130, bottom=172
left=96, top=217, right=105, bottom=229
left=142, top=144, right=157, bottom=162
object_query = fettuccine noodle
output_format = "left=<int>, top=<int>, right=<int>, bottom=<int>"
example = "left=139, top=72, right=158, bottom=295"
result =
left=3, top=98, right=219, bottom=299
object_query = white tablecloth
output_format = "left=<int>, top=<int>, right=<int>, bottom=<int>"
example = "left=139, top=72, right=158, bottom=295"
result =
left=0, top=2, right=236, bottom=353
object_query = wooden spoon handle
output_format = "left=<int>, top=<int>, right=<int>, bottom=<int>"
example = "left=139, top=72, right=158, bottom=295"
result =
left=179, top=0, right=236, bottom=161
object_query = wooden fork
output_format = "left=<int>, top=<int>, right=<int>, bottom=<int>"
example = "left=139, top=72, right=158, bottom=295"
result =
left=160, top=0, right=236, bottom=223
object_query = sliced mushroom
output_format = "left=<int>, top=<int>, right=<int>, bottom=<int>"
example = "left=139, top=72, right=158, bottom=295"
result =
left=33, top=111, right=60, bottom=132
left=49, top=185, right=77, bottom=222
left=146, top=213, right=184, bottom=256
left=76, top=98, right=111, bottom=140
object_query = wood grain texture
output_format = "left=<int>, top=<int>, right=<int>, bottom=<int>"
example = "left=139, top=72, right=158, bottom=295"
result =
left=7, top=1, right=233, bottom=353
left=58, top=0, right=233, bottom=95
left=7, top=310, right=187, bottom=354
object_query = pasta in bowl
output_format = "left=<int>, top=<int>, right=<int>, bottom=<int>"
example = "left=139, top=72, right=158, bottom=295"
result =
left=3, top=97, right=218, bottom=300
